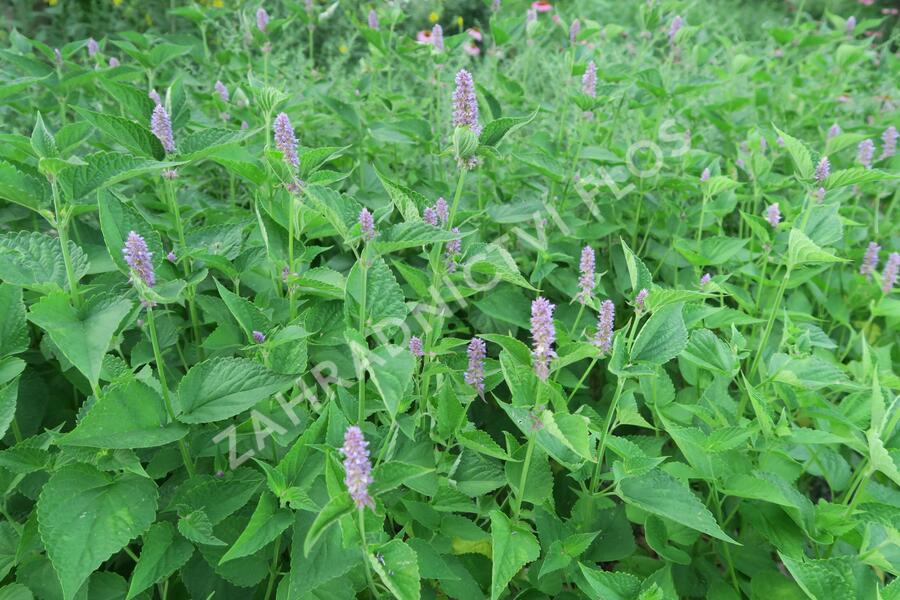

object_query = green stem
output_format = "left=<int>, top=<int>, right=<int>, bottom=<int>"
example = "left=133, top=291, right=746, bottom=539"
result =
left=357, top=509, right=378, bottom=597
left=288, top=194, right=296, bottom=319
left=566, top=357, right=598, bottom=404
left=448, top=168, right=468, bottom=228
left=749, top=265, right=792, bottom=378
left=512, top=435, right=535, bottom=521
left=51, top=180, right=80, bottom=307
left=147, top=307, right=195, bottom=478
left=590, top=377, right=625, bottom=492
left=696, top=191, right=709, bottom=245
left=264, top=534, right=283, bottom=600
left=357, top=256, right=368, bottom=425
left=712, top=488, right=741, bottom=593
left=164, top=180, right=203, bottom=357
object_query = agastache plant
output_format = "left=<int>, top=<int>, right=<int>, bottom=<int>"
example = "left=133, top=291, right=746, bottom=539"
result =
left=273, top=112, right=299, bottom=168
left=340, top=426, right=374, bottom=509
left=87, top=37, right=99, bottom=57
left=256, top=7, right=269, bottom=33
left=858, top=139, right=875, bottom=169
left=766, top=202, right=781, bottom=227
left=150, top=104, right=176, bottom=154
left=359, top=208, right=376, bottom=241
left=445, top=228, right=461, bottom=272
left=593, top=300, right=615, bottom=353
left=452, top=69, right=481, bottom=136
left=861, top=241, right=881, bottom=279
left=367, top=9, right=378, bottom=30
left=882, top=252, right=899, bottom=294
left=530, top=297, right=556, bottom=381
left=881, top=125, right=897, bottom=159
left=815, top=156, right=830, bottom=183
left=123, top=231, right=155, bottom=289
left=214, top=80, right=229, bottom=103
left=828, top=123, right=841, bottom=138
left=464, top=337, right=486, bottom=396
left=577, top=246, right=595, bottom=304
left=668, top=16, right=684, bottom=44
left=582, top=60, right=597, bottom=97
left=432, top=24, right=444, bottom=51
left=409, top=336, right=424, bottom=358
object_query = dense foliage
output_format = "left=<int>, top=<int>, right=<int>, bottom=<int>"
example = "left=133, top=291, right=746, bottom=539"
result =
left=0, top=1, right=899, bottom=599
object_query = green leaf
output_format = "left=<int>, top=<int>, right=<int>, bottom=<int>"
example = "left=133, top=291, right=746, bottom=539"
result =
left=680, top=329, right=738, bottom=375
left=370, top=462, right=435, bottom=495
left=220, top=492, right=293, bottom=564
left=778, top=554, right=861, bottom=600
left=616, top=469, right=736, bottom=543
left=61, top=152, right=178, bottom=201
left=620, top=238, right=653, bottom=294
left=578, top=563, right=641, bottom=600
left=303, top=492, right=354, bottom=557
left=299, top=145, right=350, bottom=179
left=458, top=429, right=513, bottom=461
left=375, top=168, right=423, bottom=221
left=58, top=380, right=188, bottom=449
left=346, top=257, right=408, bottom=329
left=176, top=128, right=250, bottom=161
left=294, top=267, right=345, bottom=299
left=37, top=464, right=158, bottom=600
left=368, top=539, right=421, bottom=600
left=98, top=193, right=165, bottom=276
left=463, top=242, right=537, bottom=290
left=0, top=160, right=50, bottom=212
left=701, top=175, right=739, bottom=197
left=0, top=380, right=18, bottom=441
left=0, top=284, right=28, bottom=358
left=126, top=523, right=194, bottom=600
left=0, top=231, right=89, bottom=291
left=629, top=303, right=687, bottom=365
left=367, top=345, right=414, bottom=418
left=376, top=221, right=460, bottom=253
left=774, top=126, right=813, bottom=180
left=489, top=510, right=540, bottom=600
left=177, top=508, right=225, bottom=546
left=30, top=112, right=58, bottom=159
left=28, top=292, right=132, bottom=389
left=478, top=109, right=539, bottom=147
left=73, top=107, right=164, bottom=159
left=177, top=357, right=295, bottom=423
left=787, top=229, right=845, bottom=267
left=824, top=168, right=900, bottom=189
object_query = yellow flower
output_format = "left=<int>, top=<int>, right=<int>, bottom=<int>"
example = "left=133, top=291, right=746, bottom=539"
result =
left=339, top=44, right=348, bottom=54
left=428, top=11, right=439, bottom=23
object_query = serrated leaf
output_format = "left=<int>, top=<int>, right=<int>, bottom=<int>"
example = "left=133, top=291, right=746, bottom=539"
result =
left=126, top=523, right=193, bottom=599
left=177, top=357, right=294, bottom=423
left=787, top=229, right=844, bottom=267
left=220, top=492, right=293, bottom=564
left=369, top=539, right=421, bottom=600
left=478, top=109, right=539, bottom=147
left=0, top=231, right=89, bottom=291
left=28, top=292, right=132, bottom=388
left=375, top=221, right=460, bottom=253
left=367, top=345, right=414, bottom=418
left=177, top=508, right=225, bottom=546
left=177, top=128, right=250, bottom=161
left=0, top=284, right=28, bottom=358
left=578, top=563, right=641, bottom=600
left=62, top=152, right=179, bottom=201
left=73, top=107, right=164, bottom=159
left=774, top=126, right=813, bottom=180
left=303, top=492, right=354, bottom=557
left=346, top=256, right=407, bottom=329
left=0, top=160, right=50, bottom=212
left=630, top=302, right=687, bottom=365
left=37, top=464, right=158, bottom=600
left=458, top=429, right=513, bottom=461
left=375, top=168, right=423, bottom=221
left=489, top=510, right=540, bottom=600
left=58, top=379, right=187, bottom=448
left=823, top=168, right=899, bottom=189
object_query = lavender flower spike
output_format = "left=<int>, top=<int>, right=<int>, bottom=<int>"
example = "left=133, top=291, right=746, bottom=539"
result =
left=846, top=16, right=857, bottom=34
left=828, top=123, right=841, bottom=139
left=340, top=426, right=375, bottom=510
left=445, top=227, right=462, bottom=272
left=87, top=38, right=99, bottom=57
left=882, top=252, right=899, bottom=294
left=368, top=9, right=379, bottom=30
left=858, top=139, right=875, bottom=169
left=593, top=300, right=615, bottom=354
left=860, top=241, right=881, bottom=279
left=464, top=337, right=487, bottom=396
left=700, top=167, right=710, bottom=182
left=409, top=336, right=424, bottom=357
left=252, top=330, right=266, bottom=343
left=359, top=208, right=376, bottom=241
left=577, top=246, right=595, bottom=304
left=214, top=80, right=229, bottom=103
left=435, top=197, right=449, bottom=224
left=569, top=19, right=581, bottom=44
left=452, top=69, right=481, bottom=136
left=108, top=57, right=119, bottom=67
left=582, top=60, right=597, bottom=98
left=530, top=297, right=557, bottom=381
left=432, top=24, right=444, bottom=51
left=423, top=207, right=438, bottom=226
left=123, top=231, right=155, bottom=288
left=815, top=156, right=830, bottom=183
left=700, top=273, right=712, bottom=288
left=273, top=112, right=299, bottom=168
left=634, top=288, right=648, bottom=311
left=668, top=16, right=684, bottom=44
left=881, top=126, right=898, bottom=160
left=149, top=89, right=162, bottom=105
left=150, top=104, right=176, bottom=154
left=766, top=202, right=781, bottom=228
left=256, top=7, right=269, bottom=33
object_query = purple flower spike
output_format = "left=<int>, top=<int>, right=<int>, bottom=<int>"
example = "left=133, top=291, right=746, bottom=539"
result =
left=700, top=167, right=710, bottom=182
left=582, top=60, right=597, bottom=98
left=368, top=9, right=379, bottom=30
left=700, top=273, right=712, bottom=288
left=766, top=202, right=781, bottom=228
left=577, top=246, right=595, bottom=304
left=668, top=16, right=684, bottom=44
left=252, top=330, right=266, bottom=343
left=492, top=0, right=501, bottom=11
left=776, top=136, right=785, bottom=147
left=816, top=187, right=826, bottom=203
left=108, top=57, right=119, bottom=67
left=858, top=139, right=875, bottom=169
left=123, top=231, right=155, bottom=288
left=150, top=104, right=176, bottom=155
left=435, top=197, right=449, bottom=224
left=432, top=24, right=444, bottom=51
left=166, top=251, right=177, bottom=263
left=340, top=426, right=374, bottom=510
left=445, top=227, right=462, bottom=272
left=530, top=297, right=556, bottom=381
left=634, top=288, right=648, bottom=311
left=828, top=123, right=841, bottom=139
left=464, top=337, right=486, bottom=396
left=881, top=126, right=898, bottom=160
left=87, top=38, right=99, bottom=57
left=359, top=208, right=376, bottom=241
left=452, top=69, right=481, bottom=136
left=882, top=252, right=899, bottom=294
left=846, top=16, right=857, bottom=34
left=409, top=336, right=424, bottom=357
left=861, top=241, right=881, bottom=279
left=815, top=156, right=830, bottom=183
left=423, top=207, right=438, bottom=226
left=593, top=300, right=615, bottom=354
left=162, top=169, right=178, bottom=180
left=214, top=80, right=229, bottom=103
left=569, top=18, right=581, bottom=44
left=149, top=89, right=161, bottom=105
left=256, top=7, right=269, bottom=33
left=273, top=112, right=299, bottom=168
